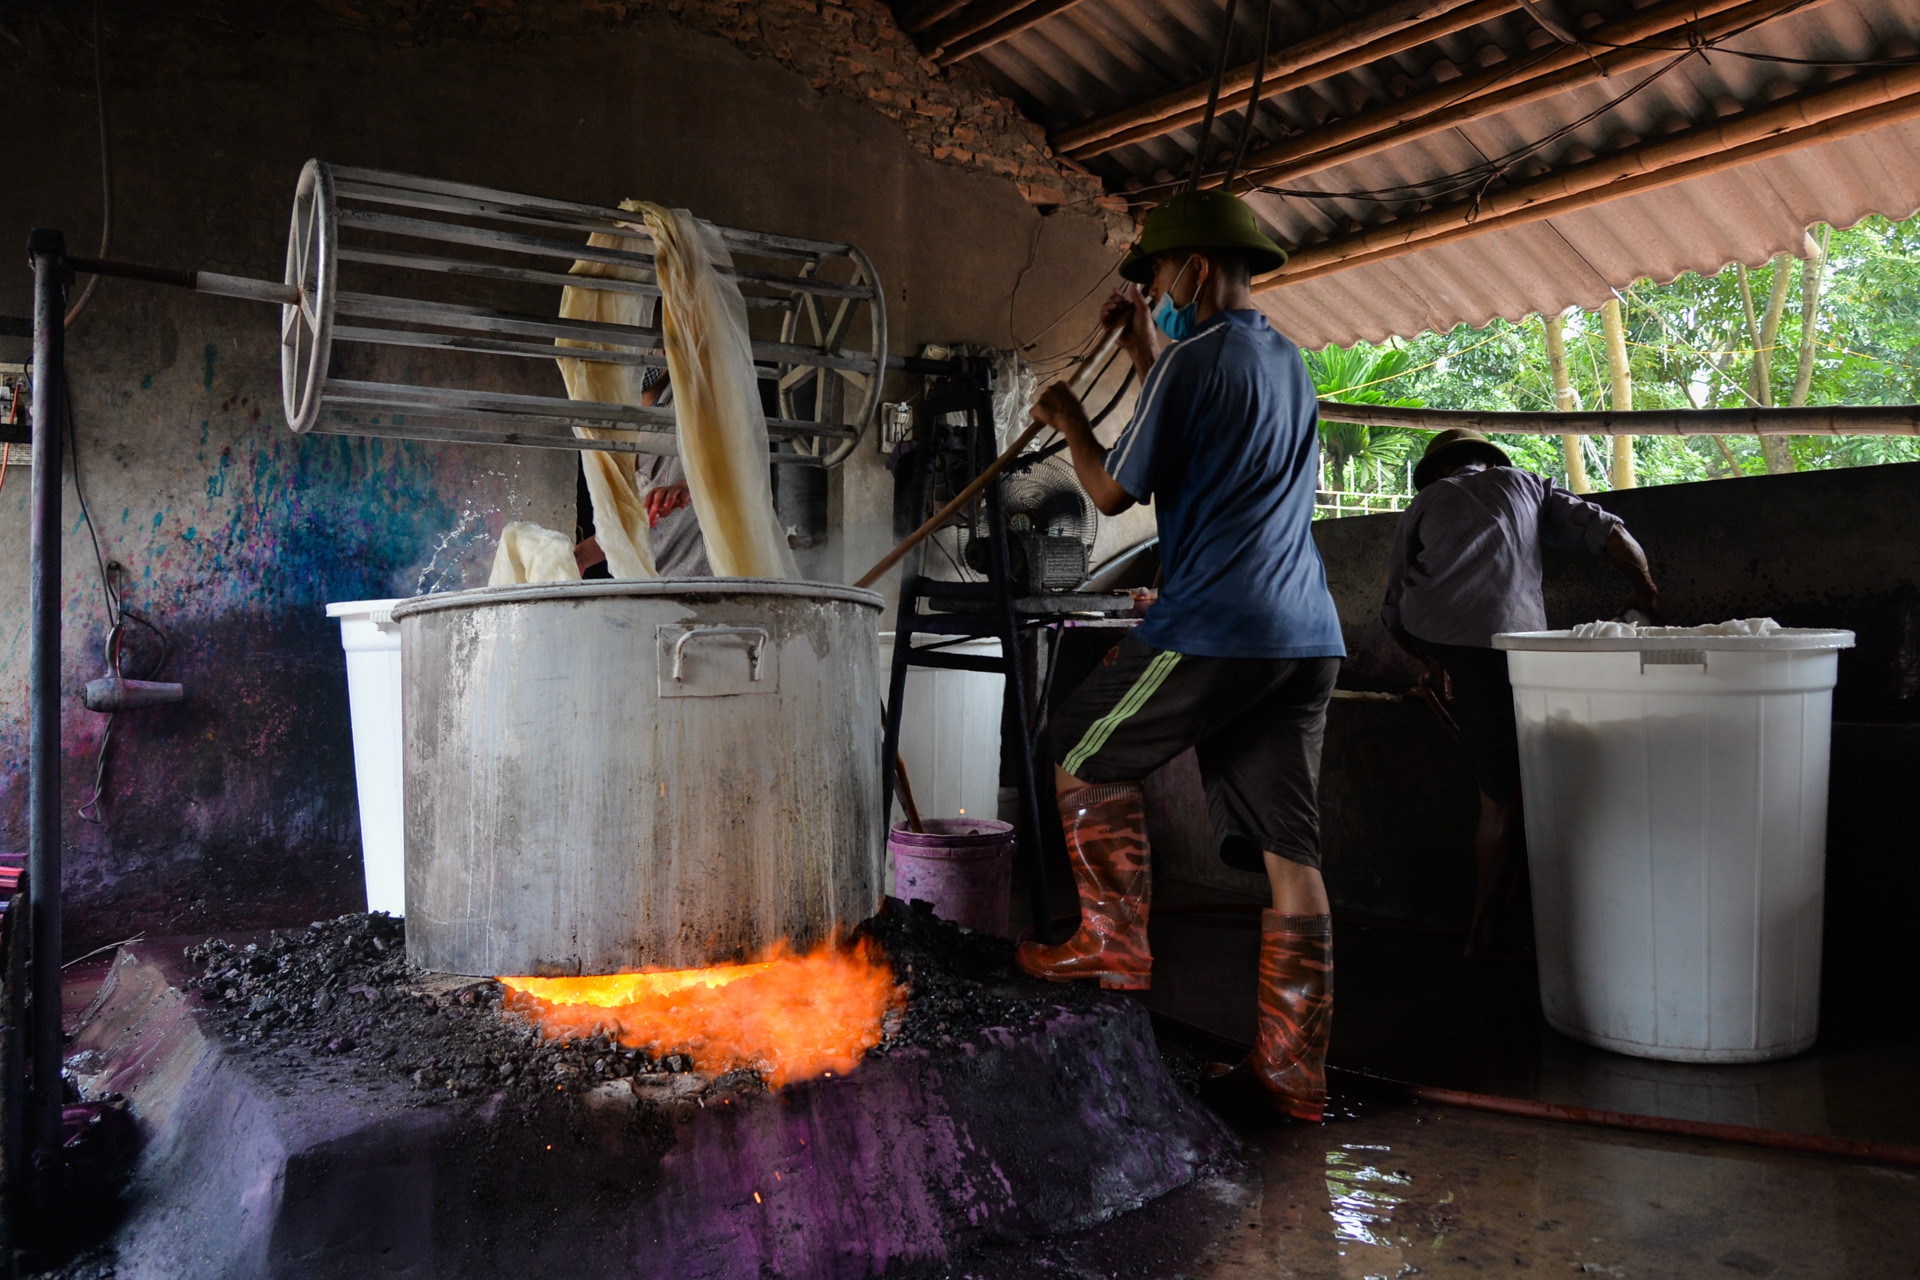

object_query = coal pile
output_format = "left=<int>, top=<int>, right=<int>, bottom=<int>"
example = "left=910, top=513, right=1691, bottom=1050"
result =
left=856, top=897, right=1101, bottom=1052
left=182, top=914, right=695, bottom=1105
left=180, top=899, right=1103, bottom=1103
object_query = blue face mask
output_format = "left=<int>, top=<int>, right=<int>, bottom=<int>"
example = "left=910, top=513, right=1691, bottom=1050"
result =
left=1151, top=258, right=1200, bottom=342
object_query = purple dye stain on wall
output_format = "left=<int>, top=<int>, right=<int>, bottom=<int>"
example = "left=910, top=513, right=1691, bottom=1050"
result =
left=0, top=334, right=562, bottom=952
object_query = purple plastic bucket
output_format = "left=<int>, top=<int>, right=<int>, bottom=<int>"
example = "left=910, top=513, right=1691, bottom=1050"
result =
left=888, top=819, right=1016, bottom=936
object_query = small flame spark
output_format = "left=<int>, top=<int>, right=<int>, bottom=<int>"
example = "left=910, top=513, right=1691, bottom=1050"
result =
left=499, top=937, right=902, bottom=1087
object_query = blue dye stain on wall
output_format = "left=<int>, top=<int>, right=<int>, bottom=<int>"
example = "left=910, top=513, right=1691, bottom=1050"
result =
left=0, top=401, right=510, bottom=949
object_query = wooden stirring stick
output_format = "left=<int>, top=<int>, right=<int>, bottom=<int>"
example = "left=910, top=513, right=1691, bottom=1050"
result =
left=894, top=756, right=927, bottom=834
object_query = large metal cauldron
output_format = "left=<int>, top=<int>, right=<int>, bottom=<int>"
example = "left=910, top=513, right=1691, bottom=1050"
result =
left=391, top=580, right=885, bottom=976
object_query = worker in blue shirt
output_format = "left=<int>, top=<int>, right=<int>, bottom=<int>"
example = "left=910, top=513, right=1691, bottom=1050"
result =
left=1022, top=190, right=1344, bottom=1122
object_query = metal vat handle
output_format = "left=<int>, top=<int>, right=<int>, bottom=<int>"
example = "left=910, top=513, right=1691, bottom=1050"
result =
left=671, top=626, right=770, bottom=682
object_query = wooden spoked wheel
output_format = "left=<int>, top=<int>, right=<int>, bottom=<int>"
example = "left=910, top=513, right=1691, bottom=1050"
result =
left=281, top=159, right=338, bottom=435
left=776, top=246, right=886, bottom=468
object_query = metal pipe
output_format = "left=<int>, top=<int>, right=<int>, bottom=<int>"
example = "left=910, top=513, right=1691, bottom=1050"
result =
left=327, top=165, right=856, bottom=259
left=1372, top=1074, right=1920, bottom=1169
left=332, top=290, right=882, bottom=375
left=318, top=377, right=857, bottom=440
left=314, top=418, right=823, bottom=463
left=66, top=254, right=870, bottom=371
left=1149, top=1011, right=1920, bottom=1169
left=67, top=255, right=299, bottom=306
left=322, top=377, right=667, bottom=424
left=1317, top=401, right=1920, bottom=436
left=334, top=207, right=874, bottom=301
left=337, top=244, right=660, bottom=295
left=334, top=245, right=820, bottom=313
left=24, top=230, right=66, bottom=1189
left=311, top=420, right=675, bottom=454
left=330, top=323, right=669, bottom=370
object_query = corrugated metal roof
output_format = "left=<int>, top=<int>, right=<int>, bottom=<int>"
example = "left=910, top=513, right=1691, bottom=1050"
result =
left=928, top=0, right=1920, bottom=345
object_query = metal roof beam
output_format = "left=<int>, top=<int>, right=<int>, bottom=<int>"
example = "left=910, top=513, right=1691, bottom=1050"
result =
left=1056, top=0, right=1518, bottom=158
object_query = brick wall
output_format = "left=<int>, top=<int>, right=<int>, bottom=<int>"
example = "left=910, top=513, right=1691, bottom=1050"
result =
left=653, top=0, right=1128, bottom=230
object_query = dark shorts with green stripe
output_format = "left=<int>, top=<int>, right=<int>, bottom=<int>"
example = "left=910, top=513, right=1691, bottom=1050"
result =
left=1051, top=634, right=1342, bottom=872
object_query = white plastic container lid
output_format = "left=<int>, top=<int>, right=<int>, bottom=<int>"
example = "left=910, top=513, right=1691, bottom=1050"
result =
left=1495, top=623, right=1854, bottom=652
left=325, top=598, right=403, bottom=626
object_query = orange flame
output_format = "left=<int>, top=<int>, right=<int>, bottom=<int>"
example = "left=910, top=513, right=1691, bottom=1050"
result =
left=498, top=937, right=902, bottom=1087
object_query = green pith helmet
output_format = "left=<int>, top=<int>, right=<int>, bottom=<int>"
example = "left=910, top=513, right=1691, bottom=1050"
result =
left=1118, top=189, right=1289, bottom=285
left=1413, top=428, right=1513, bottom=491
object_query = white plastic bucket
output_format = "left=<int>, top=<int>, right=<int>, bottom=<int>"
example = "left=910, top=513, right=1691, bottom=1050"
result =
left=327, top=599, right=406, bottom=916
left=879, top=633, right=1004, bottom=830
left=1496, top=626, right=1854, bottom=1063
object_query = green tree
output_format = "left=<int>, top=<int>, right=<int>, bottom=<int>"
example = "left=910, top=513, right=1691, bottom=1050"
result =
left=1302, top=343, right=1427, bottom=492
left=1329, top=215, right=1920, bottom=492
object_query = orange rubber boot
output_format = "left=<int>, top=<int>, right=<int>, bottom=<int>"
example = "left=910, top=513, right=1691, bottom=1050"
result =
left=1014, top=784, right=1152, bottom=991
left=1250, top=910, right=1333, bottom=1121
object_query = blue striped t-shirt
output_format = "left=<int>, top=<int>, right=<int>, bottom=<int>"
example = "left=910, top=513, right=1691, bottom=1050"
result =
left=1106, top=310, right=1345, bottom=661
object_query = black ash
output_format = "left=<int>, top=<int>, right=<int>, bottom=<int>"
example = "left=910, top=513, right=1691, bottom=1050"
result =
left=180, top=899, right=1108, bottom=1101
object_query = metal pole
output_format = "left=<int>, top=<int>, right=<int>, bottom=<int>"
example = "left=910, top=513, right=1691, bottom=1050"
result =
left=24, top=230, right=67, bottom=1188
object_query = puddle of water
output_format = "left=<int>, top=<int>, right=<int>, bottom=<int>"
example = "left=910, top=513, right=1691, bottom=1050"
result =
left=1322, top=1143, right=1418, bottom=1278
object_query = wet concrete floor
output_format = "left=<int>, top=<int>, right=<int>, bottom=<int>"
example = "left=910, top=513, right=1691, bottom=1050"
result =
left=949, top=1085, right=1920, bottom=1279
left=980, top=876, right=1920, bottom=1278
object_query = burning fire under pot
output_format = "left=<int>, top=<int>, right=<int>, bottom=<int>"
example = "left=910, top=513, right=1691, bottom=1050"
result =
left=392, top=579, right=896, bottom=1082
left=64, top=576, right=1230, bottom=1275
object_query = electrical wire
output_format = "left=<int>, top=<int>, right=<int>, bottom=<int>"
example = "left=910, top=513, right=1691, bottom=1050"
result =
left=64, top=365, right=171, bottom=823
left=1513, top=0, right=1920, bottom=66
left=1224, top=0, right=1277, bottom=191
left=1254, top=45, right=1699, bottom=211
left=1187, top=0, right=1243, bottom=192
left=1197, top=0, right=1895, bottom=219
left=64, top=0, right=111, bottom=330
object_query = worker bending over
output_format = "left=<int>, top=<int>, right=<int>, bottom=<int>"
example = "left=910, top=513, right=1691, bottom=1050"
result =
left=1382, top=429, right=1658, bottom=959
left=574, top=368, right=712, bottom=577
left=1022, top=190, right=1346, bottom=1122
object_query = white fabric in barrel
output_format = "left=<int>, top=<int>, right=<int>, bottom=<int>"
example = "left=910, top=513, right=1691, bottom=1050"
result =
left=326, top=599, right=406, bottom=916
left=1497, top=626, right=1854, bottom=1063
left=880, top=634, right=1004, bottom=827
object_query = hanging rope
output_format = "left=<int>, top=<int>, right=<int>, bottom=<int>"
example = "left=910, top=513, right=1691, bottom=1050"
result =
left=1224, top=0, right=1276, bottom=192
left=1186, top=0, right=1242, bottom=192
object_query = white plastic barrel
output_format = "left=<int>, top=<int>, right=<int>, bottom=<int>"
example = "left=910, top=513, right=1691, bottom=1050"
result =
left=326, top=599, right=406, bottom=916
left=1496, top=626, right=1854, bottom=1063
left=879, top=633, right=1004, bottom=827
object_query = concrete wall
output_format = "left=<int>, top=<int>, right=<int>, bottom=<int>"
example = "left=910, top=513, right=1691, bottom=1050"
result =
left=3, top=2, right=1120, bottom=949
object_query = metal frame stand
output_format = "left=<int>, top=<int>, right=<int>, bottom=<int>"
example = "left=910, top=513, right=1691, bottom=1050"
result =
left=880, top=366, right=1054, bottom=945
left=23, top=230, right=68, bottom=1213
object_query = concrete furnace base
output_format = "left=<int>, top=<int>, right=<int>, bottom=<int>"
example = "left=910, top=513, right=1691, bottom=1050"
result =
left=66, top=942, right=1234, bottom=1279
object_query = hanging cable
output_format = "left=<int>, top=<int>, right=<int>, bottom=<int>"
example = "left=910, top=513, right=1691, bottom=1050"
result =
left=1177, top=0, right=1887, bottom=214
left=1186, top=0, right=1243, bottom=192
left=1223, top=0, right=1277, bottom=192
left=65, top=0, right=112, bottom=329
left=64, top=365, right=172, bottom=823
left=1251, top=43, right=1699, bottom=212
